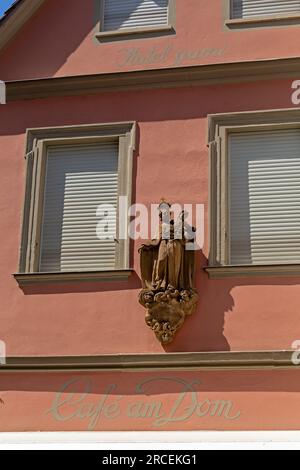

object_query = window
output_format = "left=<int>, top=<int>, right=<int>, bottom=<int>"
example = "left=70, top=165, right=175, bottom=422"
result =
left=40, top=142, right=119, bottom=273
left=229, top=130, right=300, bottom=265
left=207, top=109, right=300, bottom=278
left=231, top=0, right=300, bottom=20
left=15, top=122, right=136, bottom=285
left=227, top=0, right=300, bottom=28
left=96, top=0, right=176, bottom=40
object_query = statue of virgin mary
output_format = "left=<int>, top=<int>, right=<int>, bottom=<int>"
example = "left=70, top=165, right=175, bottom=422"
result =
left=139, top=201, right=196, bottom=292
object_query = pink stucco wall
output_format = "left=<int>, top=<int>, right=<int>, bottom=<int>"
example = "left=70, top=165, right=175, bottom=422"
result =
left=1, top=0, right=300, bottom=434
left=0, top=370, right=300, bottom=431
left=1, top=0, right=300, bottom=81
left=0, top=78, right=299, bottom=356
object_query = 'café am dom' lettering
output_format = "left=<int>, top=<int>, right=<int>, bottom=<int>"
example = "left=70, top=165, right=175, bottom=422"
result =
left=47, top=377, right=241, bottom=431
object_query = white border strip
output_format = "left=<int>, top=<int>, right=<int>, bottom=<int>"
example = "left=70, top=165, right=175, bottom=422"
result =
left=1, top=432, right=300, bottom=449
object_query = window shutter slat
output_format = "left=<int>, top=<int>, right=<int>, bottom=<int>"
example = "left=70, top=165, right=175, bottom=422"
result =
left=103, top=0, right=169, bottom=31
left=40, top=143, right=119, bottom=272
left=229, top=130, right=300, bottom=265
left=231, top=0, right=300, bottom=18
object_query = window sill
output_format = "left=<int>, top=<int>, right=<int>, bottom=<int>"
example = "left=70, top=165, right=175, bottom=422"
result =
left=95, top=25, right=175, bottom=42
left=225, top=14, right=300, bottom=29
left=14, top=270, right=134, bottom=286
left=205, top=265, right=300, bottom=279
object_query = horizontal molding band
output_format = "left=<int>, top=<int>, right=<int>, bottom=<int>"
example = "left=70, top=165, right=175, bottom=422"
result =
left=14, top=270, right=133, bottom=285
left=0, top=0, right=46, bottom=54
left=0, top=351, right=297, bottom=371
left=205, top=264, right=300, bottom=279
left=6, top=57, right=300, bottom=101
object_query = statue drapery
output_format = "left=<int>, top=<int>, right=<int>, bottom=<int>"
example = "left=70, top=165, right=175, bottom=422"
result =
left=138, top=202, right=198, bottom=344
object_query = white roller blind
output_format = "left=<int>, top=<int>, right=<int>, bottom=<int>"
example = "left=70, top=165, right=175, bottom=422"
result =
left=229, top=130, right=300, bottom=265
left=103, top=0, right=169, bottom=31
left=231, top=0, right=300, bottom=18
left=40, top=142, right=119, bottom=272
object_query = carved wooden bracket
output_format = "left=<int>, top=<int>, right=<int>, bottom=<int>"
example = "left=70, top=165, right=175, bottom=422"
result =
left=138, top=201, right=198, bottom=344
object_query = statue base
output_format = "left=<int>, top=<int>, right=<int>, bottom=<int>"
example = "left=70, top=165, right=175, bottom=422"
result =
left=139, top=287, right=198, bottom=344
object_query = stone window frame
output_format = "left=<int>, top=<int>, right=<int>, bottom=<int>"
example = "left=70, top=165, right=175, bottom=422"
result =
left=95, top=0, right=176, bottom=42
left=206, top=108, right=300, bottom=279
left=224, top=0, right=300, bottom=29
left=14, top=122, right=136, bottom=286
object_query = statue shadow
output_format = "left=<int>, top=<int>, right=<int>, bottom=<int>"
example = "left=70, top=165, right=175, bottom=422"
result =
left=164, top=251, right=232, bottom=352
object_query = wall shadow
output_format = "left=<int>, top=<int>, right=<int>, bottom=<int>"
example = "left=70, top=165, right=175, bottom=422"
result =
left=164, top=251, right=232, bottom=353
left=0, top=0, right=99, bottom=82
left=163, top=252, right=300, bottom=353
left=1, top=369, right=300, bottom=395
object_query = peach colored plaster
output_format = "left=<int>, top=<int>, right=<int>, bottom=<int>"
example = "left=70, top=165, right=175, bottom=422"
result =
left=1, top=0, right=300, bottom=81
left=0, top=79, right=299, bottom=357
left=0, top=370, right=299, bottom=432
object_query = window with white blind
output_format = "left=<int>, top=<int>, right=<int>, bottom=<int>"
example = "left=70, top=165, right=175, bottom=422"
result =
left=103, top=0, right=169, bottom=30
left=229, top=130, right=300, bottom=265
left=231, top=0, right=300, bottom=19
left=39, top=143, right=119, bottom=273
left=97, top=0, right=176, bottom=38
left=16, top=122, right=135, bottom=285
left=207, top=110, right=300, bottom=278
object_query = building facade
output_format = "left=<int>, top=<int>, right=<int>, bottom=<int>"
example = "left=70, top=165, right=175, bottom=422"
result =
left=0, top=0, right=300, bottom=432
